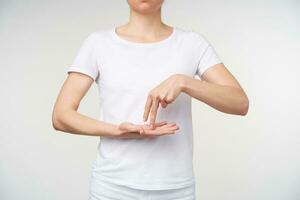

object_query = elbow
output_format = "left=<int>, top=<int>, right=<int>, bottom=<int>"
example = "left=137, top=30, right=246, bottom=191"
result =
left=239, top=97, right=249, bottom=116
left=52, top=118, right=61, bottom=131
left=52, top=110, right=65, bottom=131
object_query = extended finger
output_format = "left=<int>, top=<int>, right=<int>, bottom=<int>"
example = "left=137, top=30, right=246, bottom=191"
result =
left=143, top=95, right=153, bottom=122
left=142, top=121, right=175, bottom=131
left=156, top=120, right=167, bottom=126
left=159, top=125, right=180, bottom=132
left=157, top=123, right=179, bottom=131
left=157, top=126, right=179, bottom=135
left=161, top=122, right=177, bottom=127
left=149, top=97, right=159, bottom=129
left=144, top=125, right=179, bottom=135
left=144, top=128, right=175, bottom=136
left=154, top=122, right=177, bottom=129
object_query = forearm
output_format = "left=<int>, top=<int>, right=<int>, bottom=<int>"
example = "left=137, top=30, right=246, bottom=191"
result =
left=52, top=109, right=121, bottom=137
left=181, top=76, right=249, bottom=115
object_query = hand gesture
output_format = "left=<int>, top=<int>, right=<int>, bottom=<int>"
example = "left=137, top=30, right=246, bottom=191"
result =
left=116, top=120, right=179, bottom=139
left=143, top=74, right=186, bottom=129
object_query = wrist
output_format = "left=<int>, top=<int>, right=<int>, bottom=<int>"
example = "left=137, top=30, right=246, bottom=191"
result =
left=179, top=74, right=190, bottom=93
left=105, top=124, right=123, bottom=138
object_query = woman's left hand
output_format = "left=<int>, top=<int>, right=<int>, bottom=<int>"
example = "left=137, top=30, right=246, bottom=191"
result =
left=143, top=74, right=187, bottom=129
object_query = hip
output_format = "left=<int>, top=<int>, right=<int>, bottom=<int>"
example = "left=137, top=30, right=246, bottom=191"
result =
left=88, top=177, right=196, bottom=200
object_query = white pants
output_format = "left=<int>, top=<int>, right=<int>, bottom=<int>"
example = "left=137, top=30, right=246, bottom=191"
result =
left=88, top=178, right=196, bottom=200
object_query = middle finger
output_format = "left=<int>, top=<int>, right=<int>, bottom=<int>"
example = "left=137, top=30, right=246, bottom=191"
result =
left=149, top=97, right=160, bottom=129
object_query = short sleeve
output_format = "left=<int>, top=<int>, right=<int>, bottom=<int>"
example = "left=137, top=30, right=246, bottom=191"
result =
left=195, top=34, right=222, bottom=78
left=67, top=33, right=100, bottom=82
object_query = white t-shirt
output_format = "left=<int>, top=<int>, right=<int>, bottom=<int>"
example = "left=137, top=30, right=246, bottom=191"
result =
left=67, top=26, right=222, bottom=190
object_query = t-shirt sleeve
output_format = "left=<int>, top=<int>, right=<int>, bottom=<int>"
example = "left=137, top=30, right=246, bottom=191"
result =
left=67, top=33, right=100, bottom=81
left=195, top=33, right=222, bottom=78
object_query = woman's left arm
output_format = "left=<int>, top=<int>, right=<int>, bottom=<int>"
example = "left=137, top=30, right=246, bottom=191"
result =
left=143, top=63, right=249, bottom=129
left=181, top=63, right=249, bottom=115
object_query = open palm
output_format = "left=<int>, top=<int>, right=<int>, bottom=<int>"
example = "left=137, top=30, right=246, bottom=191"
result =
left=117, top=120, right=179, bottom=139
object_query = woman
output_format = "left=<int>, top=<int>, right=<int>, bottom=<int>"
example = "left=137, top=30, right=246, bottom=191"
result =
left=52, top=0, right=249, bottom=199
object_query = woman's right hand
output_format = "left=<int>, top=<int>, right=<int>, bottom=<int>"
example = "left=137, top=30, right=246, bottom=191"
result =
left=115, top=120, right=180, bottom=139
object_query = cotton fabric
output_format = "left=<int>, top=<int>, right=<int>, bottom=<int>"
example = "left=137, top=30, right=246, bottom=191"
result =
left=88, top=176, right=196, bottom=200
left=67, top=26, right=222, bottom=190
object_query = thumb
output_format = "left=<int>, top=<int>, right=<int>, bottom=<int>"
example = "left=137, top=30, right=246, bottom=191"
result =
left=126, top=123, right=141, bottom=132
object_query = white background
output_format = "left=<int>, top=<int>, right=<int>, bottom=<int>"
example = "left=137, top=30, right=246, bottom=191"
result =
left=0, top=0, right=299, bottom=199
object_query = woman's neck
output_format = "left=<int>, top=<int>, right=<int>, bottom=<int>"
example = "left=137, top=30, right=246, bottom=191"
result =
left=116, top=7, right=172, bottom=41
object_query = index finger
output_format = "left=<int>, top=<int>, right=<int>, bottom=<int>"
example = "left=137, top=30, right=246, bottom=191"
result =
left=143, top=95, right=153, bottom=122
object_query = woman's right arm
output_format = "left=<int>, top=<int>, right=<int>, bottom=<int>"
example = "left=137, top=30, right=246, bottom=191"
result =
left=52, top=71, right=179, bottom=138
left=52, top=72, right=121, bottom=137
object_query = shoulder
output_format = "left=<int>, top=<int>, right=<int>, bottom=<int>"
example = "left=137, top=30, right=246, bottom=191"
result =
left=79, top=28, right=115, bottom=52
left=84, top=28, right=112, bottom=42
left=175, top=27, right=210, bottom=48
